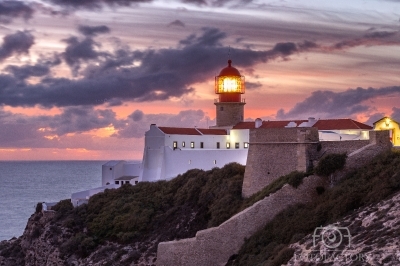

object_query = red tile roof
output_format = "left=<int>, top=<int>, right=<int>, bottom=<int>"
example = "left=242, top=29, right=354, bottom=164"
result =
left=158, top=127, right=227, bottom=135
left=197, top=128, right=227, bottom=135
left=158, top=127, right=201, bottom=135
left=233, top=119, right=372, bottom=130
left=313, top=119, right=372, bottom=130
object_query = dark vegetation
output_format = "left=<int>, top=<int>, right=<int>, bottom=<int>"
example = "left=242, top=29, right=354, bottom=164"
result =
left=55, top=163, right=246, bottom=259
left=51, top=162, right=311, bottom=261
left=227, top=150, right=400, bottom=266
left=314, top=153, right=347, bottom=177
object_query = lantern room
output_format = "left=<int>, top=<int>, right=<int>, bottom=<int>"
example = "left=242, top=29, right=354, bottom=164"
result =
left=213, top=59, right=246, bottom=128
left=215, top=60, right=245, bottom=102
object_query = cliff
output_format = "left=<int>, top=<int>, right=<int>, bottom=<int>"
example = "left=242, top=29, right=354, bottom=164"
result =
left=1, top=150, right=400, bottom=266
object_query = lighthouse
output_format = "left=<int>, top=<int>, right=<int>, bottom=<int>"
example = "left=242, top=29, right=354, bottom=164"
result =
left=214, top=60, right=246, bottom=127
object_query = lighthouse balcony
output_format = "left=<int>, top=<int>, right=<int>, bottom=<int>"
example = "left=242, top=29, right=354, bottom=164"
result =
left=214, top=98, right=245, bottom=103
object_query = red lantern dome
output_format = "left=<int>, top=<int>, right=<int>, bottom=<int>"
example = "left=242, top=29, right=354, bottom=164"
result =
left=215, top=60, right=245, bottom=102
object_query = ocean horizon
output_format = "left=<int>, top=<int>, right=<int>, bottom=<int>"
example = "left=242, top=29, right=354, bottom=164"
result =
left=0, top=160, right=111, bottom=241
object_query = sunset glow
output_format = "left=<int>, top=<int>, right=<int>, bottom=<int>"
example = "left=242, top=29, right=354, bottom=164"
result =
left=0, top=0, right=400, bottom=160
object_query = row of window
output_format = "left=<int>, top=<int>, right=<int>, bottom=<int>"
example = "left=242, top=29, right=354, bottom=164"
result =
left=173, top=141, right=249, bottom=149
left=115, top=180, right=139, bottom=185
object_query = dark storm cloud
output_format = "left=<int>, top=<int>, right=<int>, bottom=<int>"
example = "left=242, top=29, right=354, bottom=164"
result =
left=129, top=109, right=144, bottom=121
left=0, top=31, right=34, bottom=62
left=0, top=28, right=320, bottom=108
left=0, top=1, right=34, bottom=24
left=0, top=28, right=259, bottom=107
left=62, top=36, right=108, bottom=74
left=46, top=0, right=151, bottom=9
left=5, top=55, right=61, bottom=80
left=276, top=87, right=400, bottom=120
left=48, top=106, right=117, bottom=135
left=78, top=25, right=110, bottom=37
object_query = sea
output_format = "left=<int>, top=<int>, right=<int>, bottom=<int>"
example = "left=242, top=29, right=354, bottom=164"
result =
left=0, top=161, right=107, bottom=241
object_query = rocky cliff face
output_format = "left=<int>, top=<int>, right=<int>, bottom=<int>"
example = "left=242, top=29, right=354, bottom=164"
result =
left=285, top=191, right=400, bottom=265
left=0, top=211, right=156, bottom=266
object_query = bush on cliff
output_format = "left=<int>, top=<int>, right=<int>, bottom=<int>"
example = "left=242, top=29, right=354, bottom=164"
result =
left=314, top=153, right=347, bottom=177
left=227, top=150, right=400, bottom=266
left=54, top=162, right=311, bottom=260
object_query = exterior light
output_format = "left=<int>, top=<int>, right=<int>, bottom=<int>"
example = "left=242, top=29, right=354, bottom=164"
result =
left=214, top=60, right=245, bottom=94
left=216, top=76, right=244, bottom=93
left=385, top=118, right=390, bottom=127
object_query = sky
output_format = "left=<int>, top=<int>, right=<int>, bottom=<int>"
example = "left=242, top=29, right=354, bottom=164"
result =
left=0, top=0, right=400, bottom=160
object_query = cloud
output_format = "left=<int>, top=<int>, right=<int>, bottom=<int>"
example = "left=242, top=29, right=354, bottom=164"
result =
left=48, top=106, right=117, bottom=135
left=0, top=31, right=35, bottom=62
left=245, top=81, right=262, bottom=90
left=330, top=30, right=399, bottom=50
left=0, top=1, right=34, bottom=24
left=1, top=27, right=384, bottom=109
left=276, top=87, right=400, bottom=120
left=62, top=36, right=108, bottom=74
left=5, top=55, right=61, bottom=80
left=115, top=109, right=213, bottom=138
left=167, top=20, right=185, bottom=28
left=46, top=0, right=151, bottom=9
left=78, top=25, right=110, bottom=37
left=391, top=107, right=400, bottom=122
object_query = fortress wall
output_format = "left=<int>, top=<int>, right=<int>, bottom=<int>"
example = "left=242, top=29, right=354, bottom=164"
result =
left=157, top=175, right=326, bottom=266
left=242, top=127, right=319, bottom=198
left=320, top=140, right=369, bottom=155
left=344, top=130, right=392, bottom=171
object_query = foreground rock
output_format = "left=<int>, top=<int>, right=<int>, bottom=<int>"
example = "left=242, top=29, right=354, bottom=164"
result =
left=0, top=211, right=156, bottom=266
left=285, top=191, right=400, bottom=266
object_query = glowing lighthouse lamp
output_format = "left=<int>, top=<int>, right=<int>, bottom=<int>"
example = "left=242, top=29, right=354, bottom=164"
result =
left=214, top=60, right=246, bottom=127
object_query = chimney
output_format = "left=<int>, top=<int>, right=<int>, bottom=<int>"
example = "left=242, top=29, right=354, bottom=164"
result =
left=255, top=118, right=262, bottom=128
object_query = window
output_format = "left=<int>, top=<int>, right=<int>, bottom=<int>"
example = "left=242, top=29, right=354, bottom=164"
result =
left=220, top=106, right=224, bottom=111
left=213, top=160, right=216, bottom=164
left=135, top=181, right=138, bottom=184
left=244, top=142, right=249, bottom=148
left=190, top=142, right=195, bottom=148
left=182, top=141, right=185, bottom=147
left=200, top=142, right=204, bottom=148
left=110, top=168, right=112, bottom=170
left=235, top=142, right=239, bottom=149
left=173, top=141, right=178, bottom=149
left=226, top=142, right=230, bottom=149
left=115, top=181, right=119, bottom=185
left=216, top=142, right=220, bottom=149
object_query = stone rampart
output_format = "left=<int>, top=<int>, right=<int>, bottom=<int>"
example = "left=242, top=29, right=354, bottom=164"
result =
left=332, top=130, right=392, bottom=182
left=157, top=175, right=326, bottom=266
left=320, top=140, right=369, bottom=155
left=242, top=127, right=319, bottom=198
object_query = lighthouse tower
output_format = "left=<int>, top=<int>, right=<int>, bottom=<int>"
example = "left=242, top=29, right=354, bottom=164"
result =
left=214, top=60, right=246, bottom=127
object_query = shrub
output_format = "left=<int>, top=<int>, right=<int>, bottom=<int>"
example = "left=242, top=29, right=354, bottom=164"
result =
left=315, top=153, right=347, bottom=177
left=52, top=199, right=73, bottom=213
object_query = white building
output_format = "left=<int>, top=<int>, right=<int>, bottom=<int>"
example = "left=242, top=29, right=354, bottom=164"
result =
left=71, top=60, right=373, bottom=206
